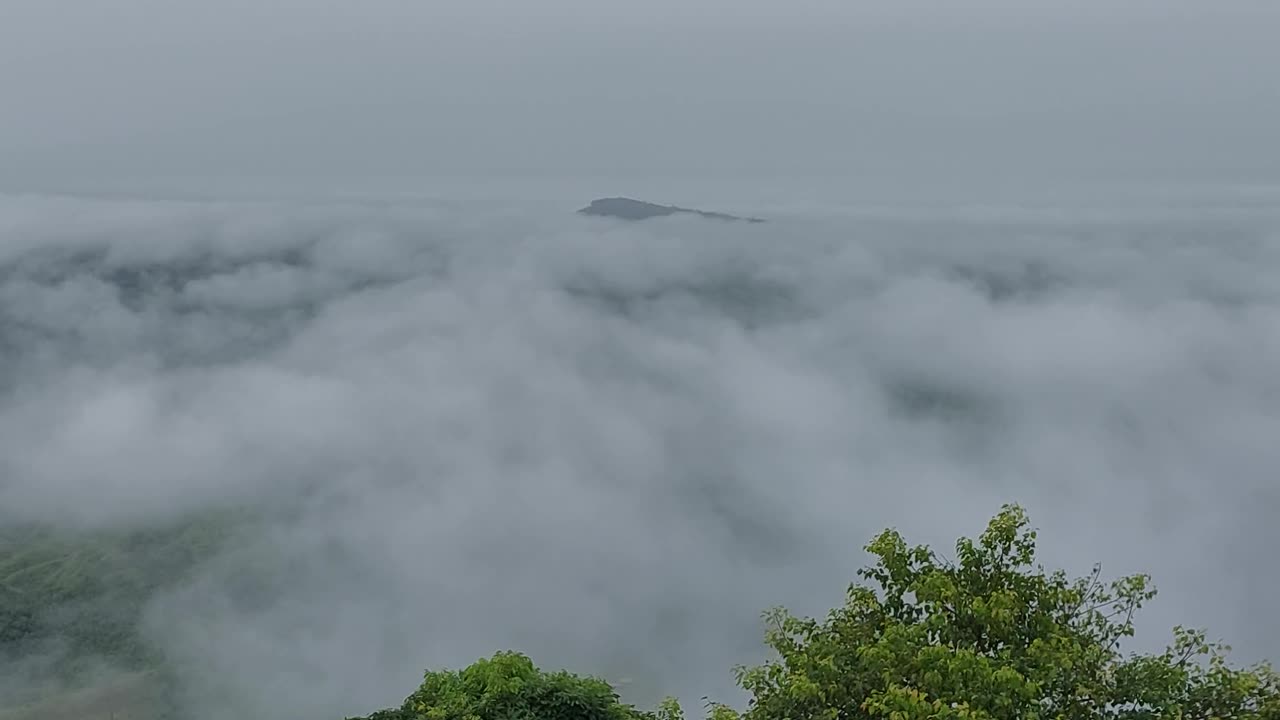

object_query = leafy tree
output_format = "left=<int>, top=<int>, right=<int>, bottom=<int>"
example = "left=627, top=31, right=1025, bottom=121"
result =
left=731, top=504, right=1280, bottom=720
left=345, top=651, right=653, bottom=720
left=341, top=505, right=1279, bottom=720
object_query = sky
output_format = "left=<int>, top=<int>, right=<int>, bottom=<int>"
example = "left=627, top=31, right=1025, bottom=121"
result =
left=2, top=0, right=1280, bottom=191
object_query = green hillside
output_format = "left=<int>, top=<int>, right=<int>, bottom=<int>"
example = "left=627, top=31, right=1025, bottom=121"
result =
left=0, top=510, right=246, bottom=718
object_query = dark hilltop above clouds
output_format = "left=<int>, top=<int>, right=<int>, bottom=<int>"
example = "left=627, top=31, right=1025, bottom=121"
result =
left=578, top=197, right=765, bottom=223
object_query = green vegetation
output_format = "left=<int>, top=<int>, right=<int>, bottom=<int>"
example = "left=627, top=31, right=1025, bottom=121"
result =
left=733, top=504, right=1279, bottom=719
left=0, top=510, right=244, bottom=716
left=348, top=506, right=1279, bottom=720
left=341, top=651, right=650, bottom=720
left=1, top=514, right=230, bottom=660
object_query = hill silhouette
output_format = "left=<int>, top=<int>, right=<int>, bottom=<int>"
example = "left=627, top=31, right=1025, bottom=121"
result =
left=578, top=197, right=764, bottom=223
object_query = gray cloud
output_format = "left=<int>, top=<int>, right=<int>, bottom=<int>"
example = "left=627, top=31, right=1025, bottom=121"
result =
left=1, top=186, right=1278, bottom=718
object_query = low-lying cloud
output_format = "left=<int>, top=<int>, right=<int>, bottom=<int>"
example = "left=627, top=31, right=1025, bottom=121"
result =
left=1, top=188, right=1278, bottom=719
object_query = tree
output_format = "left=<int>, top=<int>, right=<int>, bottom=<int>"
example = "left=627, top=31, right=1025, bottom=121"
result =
left=345, top=650, right=652, bottom=720
left=341, top=505, right=1279, bottom=720
left=732, top=504, right=1280, bottom=720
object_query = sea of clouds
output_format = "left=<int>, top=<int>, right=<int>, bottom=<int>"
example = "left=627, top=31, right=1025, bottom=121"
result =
left=1, top=186, right=1278, bottom=718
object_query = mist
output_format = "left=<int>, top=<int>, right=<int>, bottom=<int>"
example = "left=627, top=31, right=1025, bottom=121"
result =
left=2, top=185, right=1279, bottom=718
left=3, top=2, right=1280, bottom=719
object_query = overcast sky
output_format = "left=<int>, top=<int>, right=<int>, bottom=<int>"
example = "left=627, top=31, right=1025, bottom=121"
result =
left=3, top=1, right=1279, bottom=190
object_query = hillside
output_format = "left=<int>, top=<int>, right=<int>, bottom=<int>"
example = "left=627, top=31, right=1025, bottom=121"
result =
left=0, top=511, right=246, bottom=718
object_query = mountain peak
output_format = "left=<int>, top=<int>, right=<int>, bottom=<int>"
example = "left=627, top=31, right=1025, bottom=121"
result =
left=577, top=197, right=764, bottom=223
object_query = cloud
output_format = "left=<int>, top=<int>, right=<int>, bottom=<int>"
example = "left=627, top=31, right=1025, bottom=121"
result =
left=1, top=189, right=1278, bottom=718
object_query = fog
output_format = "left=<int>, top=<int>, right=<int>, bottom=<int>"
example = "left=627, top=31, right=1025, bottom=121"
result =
left=2, top=185, right=1279, bottom=718
left=2, top=3, right=1280, bottom=720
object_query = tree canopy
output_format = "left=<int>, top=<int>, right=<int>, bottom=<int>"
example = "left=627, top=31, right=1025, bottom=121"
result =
left=735, top=504, right=1278, bottom=719
left=347, top=505, right=1279, bottom=720
left=342, top=651, right=648, bottom=720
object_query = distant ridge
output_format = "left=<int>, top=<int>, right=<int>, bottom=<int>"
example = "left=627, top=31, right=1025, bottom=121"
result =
left=578, top=197, right=765, bottom=223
